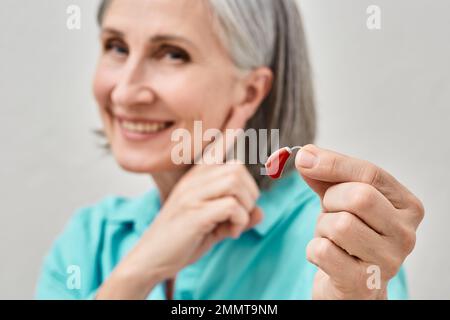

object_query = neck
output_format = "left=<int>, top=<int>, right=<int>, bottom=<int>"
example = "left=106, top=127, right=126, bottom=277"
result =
left=151, top=167, right=190, bottom=202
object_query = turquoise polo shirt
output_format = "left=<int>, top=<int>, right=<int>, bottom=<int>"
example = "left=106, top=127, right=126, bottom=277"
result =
left=35, top=171, right=408, bottom=299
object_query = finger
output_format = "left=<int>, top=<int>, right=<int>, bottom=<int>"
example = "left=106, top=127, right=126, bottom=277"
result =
left=225, top=160, right=260, bottom=200
left=198, top=219, right=248, bottom=256
left=208, top=176, right=256, bottom=212
left=193, top=222, right=233, bottom=259
left=188, top=161, right=260, bottom=200
left=200, top=196, right=250, bottom=238
left=295, top=144, right=413, bottom=210
left=188, top=164, right=259, bottom=212
left=207, top=206, right=264, bottom=244
left=323, top=182, right=399, bottom=235
left=316, top=211, right=393, bottom=265
left=212, top=222, right=235, bottom=241
left=245, top=207, right=264, bottom=230
left=193, top=161, right=259, bottom=200
left=197, top=107, right=248, bottom=165
left=306, top=237, right=365, bottom=288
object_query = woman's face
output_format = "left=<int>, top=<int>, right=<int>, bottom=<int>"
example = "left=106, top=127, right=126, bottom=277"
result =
left=93, top=0, right=253, bottom=173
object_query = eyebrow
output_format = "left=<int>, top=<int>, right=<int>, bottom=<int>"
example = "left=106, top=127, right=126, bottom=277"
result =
left=100, top=27, right=198, bottom=49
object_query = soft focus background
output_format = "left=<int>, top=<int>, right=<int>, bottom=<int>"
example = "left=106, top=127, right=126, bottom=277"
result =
left=0, top=0, right=449, bottom=299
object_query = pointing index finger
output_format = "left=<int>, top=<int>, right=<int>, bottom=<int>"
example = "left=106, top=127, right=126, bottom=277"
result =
left=198, top=108, right=248, bottom=165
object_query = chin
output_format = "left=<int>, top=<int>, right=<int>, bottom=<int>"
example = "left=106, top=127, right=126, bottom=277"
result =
left=112, top=148, right=180, bottom=174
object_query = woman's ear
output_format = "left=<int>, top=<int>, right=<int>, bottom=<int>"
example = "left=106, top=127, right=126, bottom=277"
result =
left=234, top=67, right=273, bottom=119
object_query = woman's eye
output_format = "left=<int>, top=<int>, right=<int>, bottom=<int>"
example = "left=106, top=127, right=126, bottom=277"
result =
left=103, top=39, right=128, bottom=56
left=154, top=45, right=191, bottom=63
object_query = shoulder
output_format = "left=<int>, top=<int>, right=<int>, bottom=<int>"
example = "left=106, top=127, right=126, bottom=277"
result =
left=63, top=188, right=159, bottom=237
left=35, top=190, right=159, bottom=299
left=56, top=195, right=134, bottom=246
left=64, top=196, right=125, bottom=236
left=50, top=189, right=159, bottom=256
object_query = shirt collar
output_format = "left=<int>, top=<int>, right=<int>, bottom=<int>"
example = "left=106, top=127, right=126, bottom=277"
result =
left=109, top=170, right=313, bottom=238
left=107, top=188, right=161, bottom=236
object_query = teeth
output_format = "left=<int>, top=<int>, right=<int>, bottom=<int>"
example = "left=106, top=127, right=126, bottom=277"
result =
left=121, top=120, right=170, bottom=133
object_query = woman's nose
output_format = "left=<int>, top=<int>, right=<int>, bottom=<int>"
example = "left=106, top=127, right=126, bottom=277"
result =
left=111, top=58, right=155, bottom=107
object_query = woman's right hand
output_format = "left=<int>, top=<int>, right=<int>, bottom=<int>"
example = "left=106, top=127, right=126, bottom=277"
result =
left=96, top=109, right=263, bottom=299
left=143, top=159, right=262, bottom=273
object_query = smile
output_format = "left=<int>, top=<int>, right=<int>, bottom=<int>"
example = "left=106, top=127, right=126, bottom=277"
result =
left=120, top=120, right=172, bottom=134
left=114, top=114, right=175, bottom=141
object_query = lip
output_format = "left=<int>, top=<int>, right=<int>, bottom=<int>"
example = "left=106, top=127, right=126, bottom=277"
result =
left=114, top=114, right=174, bottom=124
left=113, top=114, right=175, bottom=142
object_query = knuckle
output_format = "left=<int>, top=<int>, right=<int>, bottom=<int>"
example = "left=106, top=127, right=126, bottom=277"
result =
left=306, top=239, right=320, bottom=263
left=333, top=212, right=354, bottom=240
left=225, top=197, right=240, bottom=212
left=409, top=195, right=425, bottom=222
left=322, top=188, right=333, bottom=210
left=315, top=238, right=334, bottom=261
left=327, top=155, right=339, bottom=176
left=399, top=227, right=416, bottom=254
left=362, top=163, right=383, bottom=187
left=349, top=184, right=375, bottom=211
left=382, top=256, right=402, bottom=280
left=305, top=240, right=315, bottom=262
left=405, top=233, right=417, bottom=254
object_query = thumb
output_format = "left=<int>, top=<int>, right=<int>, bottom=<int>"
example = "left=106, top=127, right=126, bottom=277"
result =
left=295, top=145, right=332, bottom=204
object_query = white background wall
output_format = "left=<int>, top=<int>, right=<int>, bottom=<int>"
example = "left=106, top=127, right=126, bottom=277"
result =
left=0, top=0, right=449, bottom=299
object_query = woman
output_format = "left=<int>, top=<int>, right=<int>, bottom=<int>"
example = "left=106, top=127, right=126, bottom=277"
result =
left=36, top=0, right=424, bottom=299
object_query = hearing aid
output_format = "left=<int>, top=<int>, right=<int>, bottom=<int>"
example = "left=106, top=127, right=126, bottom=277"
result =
left=265, top=146, right=302, bottom=179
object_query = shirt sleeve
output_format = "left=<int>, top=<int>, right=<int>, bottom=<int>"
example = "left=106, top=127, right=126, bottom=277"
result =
left=35, top=207, right=104, bottom=300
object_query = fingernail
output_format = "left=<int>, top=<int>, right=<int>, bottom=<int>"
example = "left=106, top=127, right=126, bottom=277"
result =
left=297, top=150, right=319, bottom=169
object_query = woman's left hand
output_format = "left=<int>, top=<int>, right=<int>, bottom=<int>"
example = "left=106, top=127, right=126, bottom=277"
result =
left=295, top=145, right=424, bottom=299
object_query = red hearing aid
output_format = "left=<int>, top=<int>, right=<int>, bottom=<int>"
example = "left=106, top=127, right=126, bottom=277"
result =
left=265, top=146, right=302, bottom=179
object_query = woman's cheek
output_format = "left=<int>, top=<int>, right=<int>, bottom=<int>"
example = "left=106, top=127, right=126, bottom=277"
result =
left=154, top=73, right=207, bottom=120
left=179, top=79, right=231, bottom=128
left=197, top=72, right=236, bottom=127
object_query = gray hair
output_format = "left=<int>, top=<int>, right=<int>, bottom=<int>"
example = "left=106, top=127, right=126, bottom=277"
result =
left=97, top=0, right=316, bottom=190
